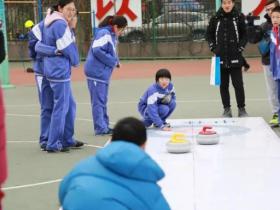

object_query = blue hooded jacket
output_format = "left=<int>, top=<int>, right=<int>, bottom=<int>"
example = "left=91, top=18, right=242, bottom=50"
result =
left=270, top=28, right=280, bottom=80
left=59, top=141, right=170, bottom=210
left=138, top=83, right=176, bottom=128
left=42, top=12, right=79, bottom=82
left=84, top=26, right=118, bottom=84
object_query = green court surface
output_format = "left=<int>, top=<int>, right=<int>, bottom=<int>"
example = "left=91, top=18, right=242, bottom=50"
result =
left=2, top=59, right=280, bottom=210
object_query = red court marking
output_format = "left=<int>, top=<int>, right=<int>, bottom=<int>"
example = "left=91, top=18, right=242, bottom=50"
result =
left=10, top=58, right=262, bottom=86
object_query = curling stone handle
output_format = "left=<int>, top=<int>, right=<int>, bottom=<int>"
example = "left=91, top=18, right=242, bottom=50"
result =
left=202, top=126, right=213, bottom=132
left=199, top=126, right=216, bottom=135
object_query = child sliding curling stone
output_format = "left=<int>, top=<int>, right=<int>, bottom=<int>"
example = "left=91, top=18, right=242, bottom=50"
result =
left=138, top=69, right=176, bottom=131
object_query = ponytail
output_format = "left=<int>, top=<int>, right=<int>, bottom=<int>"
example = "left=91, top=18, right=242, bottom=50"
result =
left=98, top=15, right=114, bottom=27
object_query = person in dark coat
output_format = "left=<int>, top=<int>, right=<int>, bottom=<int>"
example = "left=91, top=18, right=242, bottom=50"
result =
left=0, top=20, right=5, bottom=64
left=206, top=0, right=248, bottom=117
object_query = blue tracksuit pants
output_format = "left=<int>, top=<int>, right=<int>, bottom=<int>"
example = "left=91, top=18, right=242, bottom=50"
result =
left=47, top=81, right=76, bottom=151
left=35, top=75, right=53, bottom=147
left=87, top=79, right=110, bottom=135
left=142, top=100, right=176, bottom=127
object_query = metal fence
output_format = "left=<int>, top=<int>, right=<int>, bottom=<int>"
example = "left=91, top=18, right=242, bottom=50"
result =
left=4, top=0, right=242, bottom=60
left=120, top=0, right=216, bottom=43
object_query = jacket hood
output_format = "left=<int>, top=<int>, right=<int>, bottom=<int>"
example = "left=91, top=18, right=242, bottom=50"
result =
left=96, top=141, right=165, bottom=182
left=44, top=11, right=67, bottom=27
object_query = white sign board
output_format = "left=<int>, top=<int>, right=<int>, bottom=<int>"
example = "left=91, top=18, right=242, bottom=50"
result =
left=91, top=0, right=142, bottom=28
left=242, top=0, right=266, bottom=24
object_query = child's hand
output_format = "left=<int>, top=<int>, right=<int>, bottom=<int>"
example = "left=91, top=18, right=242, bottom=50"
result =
left=162, top=126, right=172, bottom=131
left=69, top=16, right=78, bottom=29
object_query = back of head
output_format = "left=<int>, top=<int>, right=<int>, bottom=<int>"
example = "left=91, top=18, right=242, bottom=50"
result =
left=98, top=15, right=128, bottom=28
left=266, top=0, right=280, bottom=7
left=155, top=68, right=172, bottom=82
left=111, top=117, right=147, bottom=146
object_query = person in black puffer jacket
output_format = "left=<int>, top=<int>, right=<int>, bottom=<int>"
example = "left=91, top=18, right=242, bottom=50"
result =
left=0, top=21, right=5, bottom=64
left=206, top=0, right=248, bottom=118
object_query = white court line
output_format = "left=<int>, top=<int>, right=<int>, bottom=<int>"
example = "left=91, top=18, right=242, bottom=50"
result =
left=6, top=113, right=116, bottom=126
left=3, top=179, right=62, bottom=191
left=7, top=140, right=105, bottom=149
left=6, top=113, right=91, bottom=122
left=3, top=143, right=105, bottom=191
left=5, top=97, right=269, bottom=107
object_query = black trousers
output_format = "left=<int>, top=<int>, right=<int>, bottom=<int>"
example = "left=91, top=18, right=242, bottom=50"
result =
left=220, top=67, right=245, bottom=109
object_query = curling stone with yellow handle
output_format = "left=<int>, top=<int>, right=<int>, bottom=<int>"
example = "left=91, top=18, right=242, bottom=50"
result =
left=196, top=126, right=219, bottom=145
left=166, top=133, right=191, bottom=153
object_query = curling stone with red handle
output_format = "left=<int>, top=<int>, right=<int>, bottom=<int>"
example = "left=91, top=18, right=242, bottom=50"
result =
left=196, top=126, right=219, bottom=145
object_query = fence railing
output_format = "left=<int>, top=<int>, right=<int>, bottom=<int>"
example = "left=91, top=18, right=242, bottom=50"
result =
left=4, top=0, right=244, bottom=60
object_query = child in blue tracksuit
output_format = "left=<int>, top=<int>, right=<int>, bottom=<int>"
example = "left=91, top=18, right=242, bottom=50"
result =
left=84, top=15, right=128, bottom=135
left=270, top=6, right=280, bottom=125
left=28, top=19, right=57, bottom=150
left=39, top=0, right=83, bottom=152
left=138, top=69, right=176, bottom=131
left=59, top=117, right=171, bottom=210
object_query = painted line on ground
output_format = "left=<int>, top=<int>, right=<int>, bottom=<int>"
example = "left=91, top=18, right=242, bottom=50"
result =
left=7, top=141, right=105, bottom=149
left=5, top=97, right=269, bottom=107
left=3, top=179, right=62, bottom=191
left=6, top=113, right=116, bottom=126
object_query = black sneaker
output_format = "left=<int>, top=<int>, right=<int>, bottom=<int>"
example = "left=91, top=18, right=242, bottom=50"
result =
left=222, top=107, right=232, bottom=118
left=238, top=107, right=248, bottom=117
left=40, top=144, right=47, bottom=151
left=71, top=140, right=85, bottom=148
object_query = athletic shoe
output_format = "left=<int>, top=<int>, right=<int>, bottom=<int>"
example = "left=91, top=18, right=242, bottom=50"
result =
left=269, top=114, right=278, bottom=125
left=238, top=108, right=249, bottom=117
left=222, top=107, right=232, bottom=118
left=71, top=140, right=85, bottom=148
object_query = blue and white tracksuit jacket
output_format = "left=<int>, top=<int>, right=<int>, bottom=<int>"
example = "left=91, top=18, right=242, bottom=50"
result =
left=40, top=12, right=79, bottom=151
left=270, top=28, right=280, bottom=119
left=28, top=20, right=57, bottom=147
left=138, top=83, right=176, bottom=128
left=84, top=26, right=118, bottom=134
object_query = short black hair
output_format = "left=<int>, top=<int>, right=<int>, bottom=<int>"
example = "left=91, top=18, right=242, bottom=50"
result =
left=266, top=0, right=280, bottom=7
left=155, top=69, right=172, bottom=82
left=272, top=5, right=280, bottom=14
left=111, top=117, right=147, bottom=146
left=221, top=0, right=235, bottom=2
